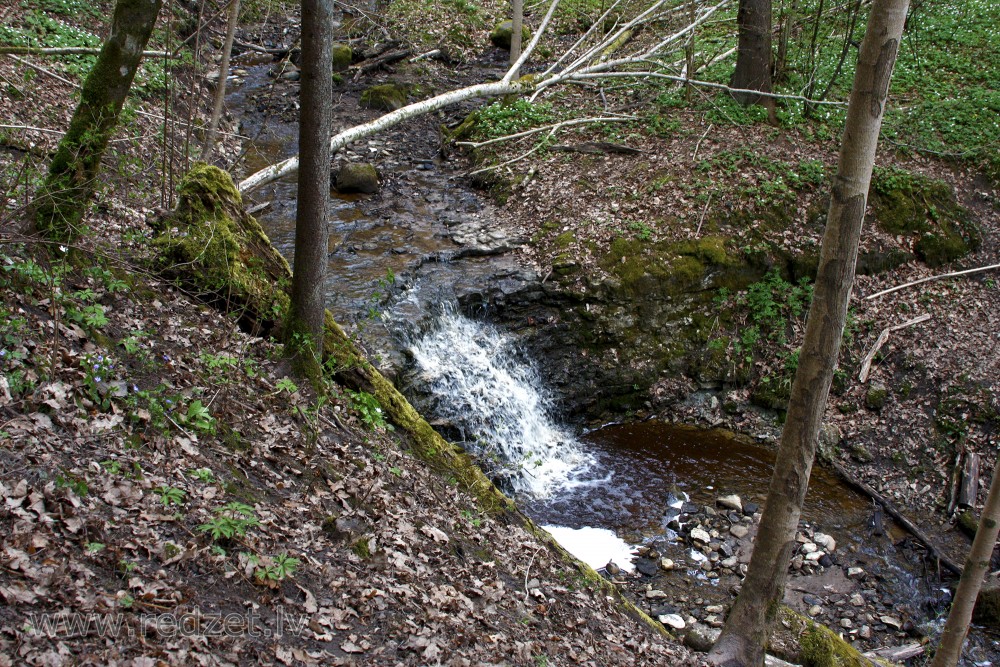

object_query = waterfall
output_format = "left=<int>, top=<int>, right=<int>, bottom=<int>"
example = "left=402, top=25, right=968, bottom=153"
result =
left=407, top=309, right=591, bottom=497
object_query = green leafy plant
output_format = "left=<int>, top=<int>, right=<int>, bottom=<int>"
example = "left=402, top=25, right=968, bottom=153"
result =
left=180, top=399, right=215, bottom=433
left=253, top=553, right=300, bottom=584
left=85, top=542, right=105, bottom=554
left=153, top=485, right=186, bottom=506
left=345, top=389, right=391, bottom=430
left=275, top=377, right=298, bottom=394
left=473, top=100, right=555, bottom=140
left=198, top=502, right=260, bottom=541
left=189, top=468, right=215, bottom=482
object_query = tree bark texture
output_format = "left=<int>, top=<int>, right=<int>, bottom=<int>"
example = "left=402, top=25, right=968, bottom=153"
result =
left=729, top=0, right=772, bottom=104
left=930, top=456, right=1000, bottom=667
left=30, top=0, right=163, bottom=243
left=288, top=0, right=335, bottom=378
left=510, top=0, right=524, bottom=78
left=707, top=0, right=910, bottom=664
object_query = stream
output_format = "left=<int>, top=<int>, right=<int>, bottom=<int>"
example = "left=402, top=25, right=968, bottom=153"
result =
left=228, top=59, right=997, bottom=663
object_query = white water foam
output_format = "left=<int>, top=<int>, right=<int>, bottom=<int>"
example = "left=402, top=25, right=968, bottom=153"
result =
left=407, top=310, right=591, bottom=497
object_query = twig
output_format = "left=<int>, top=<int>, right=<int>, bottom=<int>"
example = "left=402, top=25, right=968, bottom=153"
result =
left=694, top=192, right=712, bottom=237
left=232, top=39, right=289, bottom=55
left=0, top=124, right=64, bottom=136
left=524, top=546, right=544, bottom=603
left=857, top=313, right=931, bottom=382
left=692, top=122, right=713, bottom=161
left=6, top=55, right=77, bottom=87
left=865, top=262, right=1000, bottom=300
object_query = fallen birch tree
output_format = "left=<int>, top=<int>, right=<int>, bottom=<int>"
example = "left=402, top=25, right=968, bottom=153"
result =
left=238, top=0, right=736, bottom=194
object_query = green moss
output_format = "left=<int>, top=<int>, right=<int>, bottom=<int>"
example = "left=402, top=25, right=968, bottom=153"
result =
left=350, top=537, right=371, bottom=559
left=870, top=167, right=980, bottom=267
left=774, top=610, right=871, bottom=667
left=331, top=42, right=352, bottom=71
left=865, top=386, right=889, bottom=411
left=360, top=83, right=408, bottom=111
left=489, top=20, right=530, bottom=50
left=554, top=231, right=574, bottom=248
left=151, top=163, right=290, bottom=333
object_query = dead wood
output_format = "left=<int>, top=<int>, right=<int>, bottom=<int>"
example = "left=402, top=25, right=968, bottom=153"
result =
left=857, top=313, right=931, bottom=382
left=827, top=459, right=963, bottom=576
left=549, top=142, right=642, bottom=155
left=958, top=452, right=981, bottom=508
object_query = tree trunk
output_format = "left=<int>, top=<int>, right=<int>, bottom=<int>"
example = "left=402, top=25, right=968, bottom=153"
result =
left=707, top=0, right=910, bottom=664
left=29, top=0, right=163, bottom=243
left=930, top=456, right=1000, bottom=667
left=510, top=0, right=524, bottom=78
left=729, top=0, right=772, bottom=105
left=287, top=0, right=334, bottom=379
left=201, top=0, right=241, bottom=163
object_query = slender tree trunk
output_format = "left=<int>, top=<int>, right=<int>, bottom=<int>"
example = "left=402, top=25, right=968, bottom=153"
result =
left=510, top=0, right=524, bottom=78
left=729, top=0, right=772, bottom=105
left=707, top=0, right=910, bottom=664
left=287, top=0, right=334, bottom=379
left=201, top=0, right=241, bottom=163
left=930, top=457, right=1000, bottom=667
left=29, top=0, right=163, bottom=243
left=773, top=0, right=797, bottom=83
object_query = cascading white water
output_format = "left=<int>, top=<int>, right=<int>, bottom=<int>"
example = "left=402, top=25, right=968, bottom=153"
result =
left=407, top=309, right=591, bottom=497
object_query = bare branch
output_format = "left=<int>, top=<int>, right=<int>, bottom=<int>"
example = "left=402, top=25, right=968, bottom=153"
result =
left=502, top=0, right=562, bottom=84
left=865, top=262, right=1000, bottom=300
left=456, top=116, right=634, bottom=149
left=0, top=46, right=174, bottom=57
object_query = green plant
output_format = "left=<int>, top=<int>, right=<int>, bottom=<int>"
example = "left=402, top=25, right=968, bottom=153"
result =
left=153, top=485, right=186, bottom=506
left=472, top=100, right=556, bottom=140
left=275, top=377, right=298, bottom=394
left=56, top=473, right=88, bottom=497
left=85, top=542, right=105, bottom=554
left=80, top=352, right=118, bottom=409
left=180, top=399, right=215, bottom=433
left=345, top=389, right=391, bottom=430
left=252, top=553, right=300, bottom=584
left=198, top=502, right=260, bottom=541
left=100, top=460, right=122, bottom=475
left=189, top=468, right=215, bottom=483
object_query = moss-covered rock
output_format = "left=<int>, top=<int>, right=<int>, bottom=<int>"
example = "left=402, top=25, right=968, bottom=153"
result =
left=975, top=573, right=1000, bottom=626
left=865, top=383, right=889, bottom=411
left=869, top=167, right=980, bottom=268
left=331, top=42, right=352, bottom=71
left=489, top=20, right=531, bottom=50
left=335, top=162, right=380, bottom=194
left=771, top=608, right=874, bottom=667
left=360, top=83, right=408, bottom=111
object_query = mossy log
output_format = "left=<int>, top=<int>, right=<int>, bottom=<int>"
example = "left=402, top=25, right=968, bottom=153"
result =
left=152, top=163, right=669, bottom=636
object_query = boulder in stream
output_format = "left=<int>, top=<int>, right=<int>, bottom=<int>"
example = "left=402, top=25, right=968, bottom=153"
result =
left=360, top=83, right=408, bottom=111
left=335, top=163, right=380, bottom=194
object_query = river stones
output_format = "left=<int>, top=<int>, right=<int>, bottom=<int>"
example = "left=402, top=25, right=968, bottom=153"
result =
left=716, top=494, right=742, bottom=512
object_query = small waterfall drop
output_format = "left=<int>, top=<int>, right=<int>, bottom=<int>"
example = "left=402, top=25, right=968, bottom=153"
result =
left=407, top=309, right=591, bottom=497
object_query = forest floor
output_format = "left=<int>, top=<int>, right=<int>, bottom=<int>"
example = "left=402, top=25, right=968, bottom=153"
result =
left=2, top=0, right=999, bottom=665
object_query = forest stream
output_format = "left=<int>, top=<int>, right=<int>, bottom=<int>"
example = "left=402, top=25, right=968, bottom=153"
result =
left=228, top=56, right=995, bottom=663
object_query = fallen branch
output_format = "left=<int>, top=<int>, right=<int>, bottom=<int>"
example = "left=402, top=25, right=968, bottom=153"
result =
left=826, top=459, right=963, bottom=576
left=865, top=262, right=1000, bottom=300
left=456, top=116, right=633, bottom=149
left=549, top=141, right=641, bottom=154
left=6, top=54, right=77, bottom=87
left=233, top=39, right=289, bottom=56
left=0, top=46, right=173, bottom=57
left=857, top=313, right=931, bottom=382
left=863, top=644, right=924, bottom=662
left=0, top=124, right=64, bottom=136
left=350, top=47, right=412, bottom=78
left=409, top=49, right=441, bottom=62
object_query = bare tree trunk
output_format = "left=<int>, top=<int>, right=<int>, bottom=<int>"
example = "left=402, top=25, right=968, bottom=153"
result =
left=510, top=0, right=524, bottom=78
left=707, top=0, right=910, bottom=664
left=201, top=0, right=241, bottom=163
left=287, top=0, right=334, bottom=379
left=729, top=0, right=772, bottom=105
left=28, top=0, right=163, bottom=243
left=930, top=456, right=1000, bottom=667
